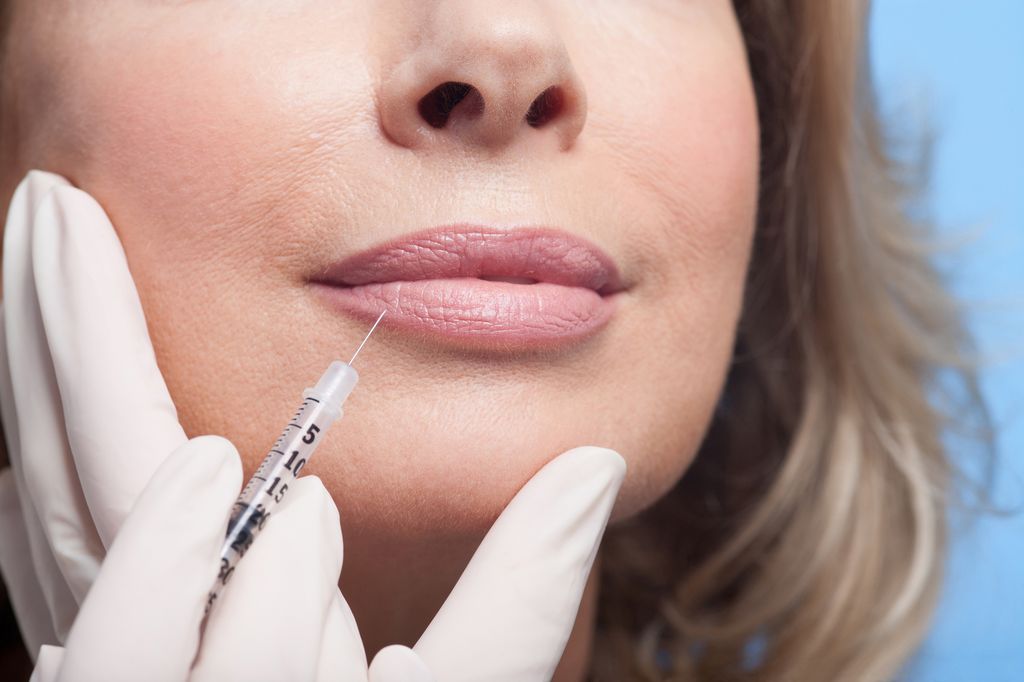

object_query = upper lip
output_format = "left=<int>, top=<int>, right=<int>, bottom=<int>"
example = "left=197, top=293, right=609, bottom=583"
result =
left=316, top=225, right=625, bottom=295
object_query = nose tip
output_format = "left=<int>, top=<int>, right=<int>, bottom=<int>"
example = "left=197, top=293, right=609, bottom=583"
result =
left=378, top=6, right=587, bottom=152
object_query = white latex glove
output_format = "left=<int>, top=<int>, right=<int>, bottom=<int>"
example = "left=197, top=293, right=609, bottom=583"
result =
left=29, top=438, right=364, bottom=682
left=0, top=171, right=627, bottom=681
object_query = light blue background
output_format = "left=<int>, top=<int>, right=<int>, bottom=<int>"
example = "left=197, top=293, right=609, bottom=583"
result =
left=870, top=3, right=1024, bottom=680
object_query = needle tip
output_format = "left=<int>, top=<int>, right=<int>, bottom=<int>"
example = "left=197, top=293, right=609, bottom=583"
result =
left=348, top=310, right=387, bottom=366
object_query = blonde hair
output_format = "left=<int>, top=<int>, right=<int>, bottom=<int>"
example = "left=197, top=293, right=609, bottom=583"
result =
left=592, top=1, right=992, bottom=680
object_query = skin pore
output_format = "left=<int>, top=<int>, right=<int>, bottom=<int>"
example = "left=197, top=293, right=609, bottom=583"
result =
left=0, top=1, right=759, bottom=678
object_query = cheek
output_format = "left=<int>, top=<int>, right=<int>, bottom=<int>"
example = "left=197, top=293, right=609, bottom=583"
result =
left=46, top=37, right=373, bottom=256
left=565, top=16, right=760, bottom=517
left=584, top=44, right=760, bottom=283
left=634, top=63, right=759, bottom=376
left=12, top=19, right=388, bottom=485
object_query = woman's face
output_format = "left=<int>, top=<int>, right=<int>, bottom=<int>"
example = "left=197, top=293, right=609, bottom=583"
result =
left=2, top=1, right=758, bottom=537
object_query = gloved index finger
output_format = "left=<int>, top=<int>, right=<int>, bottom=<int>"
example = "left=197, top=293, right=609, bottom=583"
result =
left=58, top=436, right=242, bottom=682
left=413, top=446, right=626, bottom=682
left=32, top=183, right=187, bottom=548
left=3, top=171, right=105, bottom=612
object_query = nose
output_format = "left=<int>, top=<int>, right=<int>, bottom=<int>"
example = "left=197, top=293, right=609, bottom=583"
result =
left=378, top=2, right=587, bottom=152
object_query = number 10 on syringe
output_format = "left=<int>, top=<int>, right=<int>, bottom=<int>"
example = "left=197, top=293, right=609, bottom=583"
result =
left=205, top=311, right=385, bottom=615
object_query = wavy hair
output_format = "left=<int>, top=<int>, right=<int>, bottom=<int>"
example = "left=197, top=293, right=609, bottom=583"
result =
left=592, top=2, right=992, bottom=680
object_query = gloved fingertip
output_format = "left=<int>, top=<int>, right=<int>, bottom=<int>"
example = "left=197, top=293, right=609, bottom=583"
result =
left=35, top=184, right=121, bottom=277
left=553, top=445, right=627, bottom=496
left=137, top=435, right=242, bottom=518
left=368, top=645, right=435, bottom=682
left=175, top=435, right=243, bottom=490
left=19, top=171, right=69, bottom=217
left=25, top=182, right=73, bottom=238
left=4, top=171, right=67, bottom=272
left=47, top=183, right=112, bottom=236
left=23, top=169, right=69, bottom=192
left=275, top=475, right=344, bottom=568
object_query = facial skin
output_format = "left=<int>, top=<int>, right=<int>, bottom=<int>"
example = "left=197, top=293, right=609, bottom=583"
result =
left=1, top=0, right=759, bottom=675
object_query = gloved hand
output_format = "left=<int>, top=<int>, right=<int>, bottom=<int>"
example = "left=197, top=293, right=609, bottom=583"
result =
left=27, top=437, right=371, bottom=682
left=0, top=171, right=627, bottom=680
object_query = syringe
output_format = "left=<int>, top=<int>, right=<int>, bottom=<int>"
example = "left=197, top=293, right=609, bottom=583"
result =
left=205, top=311, right=386, bottom=614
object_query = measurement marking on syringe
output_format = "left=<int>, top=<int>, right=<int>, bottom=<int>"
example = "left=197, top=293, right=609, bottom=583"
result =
left=205, top=310, right=384, bottom=620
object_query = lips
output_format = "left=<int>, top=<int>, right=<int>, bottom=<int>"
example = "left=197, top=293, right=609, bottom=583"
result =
left=311, top=226, right=625, bottom=348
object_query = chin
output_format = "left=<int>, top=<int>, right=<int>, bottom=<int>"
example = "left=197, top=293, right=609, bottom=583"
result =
left=290, top=405, right=697, bottom=541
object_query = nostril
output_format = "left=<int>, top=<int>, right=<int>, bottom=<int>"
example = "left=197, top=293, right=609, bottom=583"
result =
left=418, top=82, right=475, bottom=128
left=525, top=86, right=565, bottom=128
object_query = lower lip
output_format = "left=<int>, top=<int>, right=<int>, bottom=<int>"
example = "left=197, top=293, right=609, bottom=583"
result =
left=314, top=278, right=618, bottom=348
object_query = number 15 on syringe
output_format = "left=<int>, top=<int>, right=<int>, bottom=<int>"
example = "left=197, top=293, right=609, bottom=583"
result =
left=205, top=311, right=385, bottom=615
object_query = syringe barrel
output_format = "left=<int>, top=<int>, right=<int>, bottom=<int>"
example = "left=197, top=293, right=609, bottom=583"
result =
left=304, top=361, right=359, bottom=422
left=205, top=362, right=359, bottom=615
